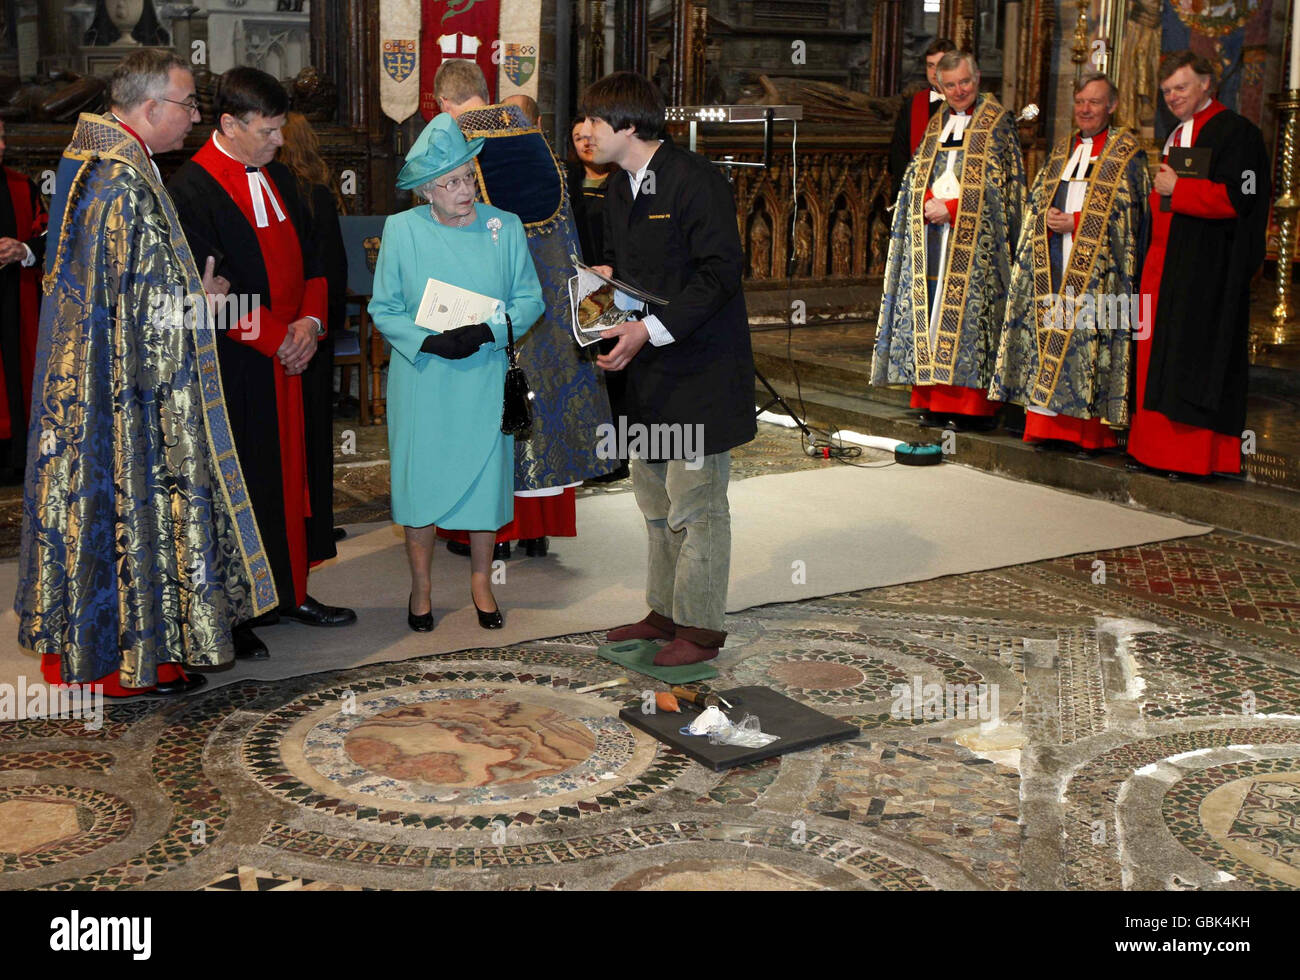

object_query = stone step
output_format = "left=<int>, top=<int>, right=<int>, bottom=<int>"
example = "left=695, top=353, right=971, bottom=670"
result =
left=754, top=375, right=1300, bottom=546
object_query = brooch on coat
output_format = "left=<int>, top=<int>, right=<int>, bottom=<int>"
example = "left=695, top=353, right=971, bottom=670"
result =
left=486, top=216, right=502, bottom=244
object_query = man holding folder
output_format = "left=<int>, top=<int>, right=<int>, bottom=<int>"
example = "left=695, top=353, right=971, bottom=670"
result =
left=1125, top=51, right=1269, bottom=478
left=579, top=71, right=755, bottom=668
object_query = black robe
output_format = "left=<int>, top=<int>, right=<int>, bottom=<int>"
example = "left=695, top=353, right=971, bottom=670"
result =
left=888, top=89, right=943, bottom=202
left=299, top=181, right=344, bottom=563
left=1145, top=109, right=1270, bottom=435
left=601, top=137, right=756, bottom=457
left=0, top=171, right=46, bottom=476
left=167, top=158, right=324, bottom=609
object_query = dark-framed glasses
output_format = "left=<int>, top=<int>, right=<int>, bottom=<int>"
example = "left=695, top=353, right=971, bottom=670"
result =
left=161, top=96, right=201, bottom=113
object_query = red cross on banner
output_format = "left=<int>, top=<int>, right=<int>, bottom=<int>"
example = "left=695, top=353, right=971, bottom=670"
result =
left=420, top=0, right=501, bottom=120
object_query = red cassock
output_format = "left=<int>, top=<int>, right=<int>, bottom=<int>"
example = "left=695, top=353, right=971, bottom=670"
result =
left=1127, top=101, right=1240, bottom=475
left=193, top=141, right=327, bottom=605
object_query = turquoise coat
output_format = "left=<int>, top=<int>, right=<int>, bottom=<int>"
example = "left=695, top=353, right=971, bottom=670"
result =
left=369, top=205, right=543, bottom=529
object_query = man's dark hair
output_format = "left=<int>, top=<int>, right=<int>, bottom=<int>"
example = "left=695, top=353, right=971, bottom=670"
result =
left=924, top=38, right=957, bottom=59
left=1158, top=50, right=1216, bottom=86
left=214, top=66, right=289, bottom=125
left=578, top=71, right=664, bottom=140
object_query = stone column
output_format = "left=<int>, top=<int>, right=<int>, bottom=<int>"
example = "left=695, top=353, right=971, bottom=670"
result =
left=1002, top=0, right=1022, bottom=109
left=615, top=0, right=647, bottom=75
left=870, top=0, right=904, bottom=97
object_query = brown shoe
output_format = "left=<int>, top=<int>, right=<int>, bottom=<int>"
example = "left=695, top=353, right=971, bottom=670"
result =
left=653, top=638, right=720, bottom=667
left=606, top=612, right=674, bottom=643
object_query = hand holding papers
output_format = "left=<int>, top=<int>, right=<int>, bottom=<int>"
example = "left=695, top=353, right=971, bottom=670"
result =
left=415, top=277, right=502, bottom=333
left=568, top=257, right=668, bottom=348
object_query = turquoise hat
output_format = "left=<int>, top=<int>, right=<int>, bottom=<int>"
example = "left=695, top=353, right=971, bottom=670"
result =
left=396, top=113, right=485, bottom=190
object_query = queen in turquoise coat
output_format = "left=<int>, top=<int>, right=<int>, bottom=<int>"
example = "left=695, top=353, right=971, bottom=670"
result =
left=369, top=113, right=543, bottom=632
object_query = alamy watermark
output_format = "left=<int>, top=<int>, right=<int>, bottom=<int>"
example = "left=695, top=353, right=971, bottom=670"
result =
left=1039, top=286, right=1151, bottom=340
left=0, top=676, right=103, bottom=731
left=147, top=287, right=262, bottom=339
left=890, top=677, right=1000, bottom=722
left=595, top=416, right=706, bottom=470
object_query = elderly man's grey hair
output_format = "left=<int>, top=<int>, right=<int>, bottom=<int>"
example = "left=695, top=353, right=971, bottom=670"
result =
left=110, top=49, right=188, bottom=111
left=434, top=59, right=490, bottom=106
left=937, top=51, right=979, bottom=77
left=1074, top=71, right=1119, bottom=104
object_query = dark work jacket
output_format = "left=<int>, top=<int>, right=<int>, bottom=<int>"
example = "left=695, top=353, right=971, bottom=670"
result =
left=602, top=137, right=755, bottom=457
left=1146, top=108, right=1269, bottom=435
left=168, top=158, right=323, bottom=606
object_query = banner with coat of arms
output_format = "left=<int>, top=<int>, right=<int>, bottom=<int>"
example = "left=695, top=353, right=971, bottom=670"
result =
left=498, top=0, right=541, bottom=103
left=379, top=0, right=421, bottom=123
left=420, top=0, right=502, bottom=120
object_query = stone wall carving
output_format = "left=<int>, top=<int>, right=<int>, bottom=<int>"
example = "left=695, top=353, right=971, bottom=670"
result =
left=718, top=139, right=893, bottom=285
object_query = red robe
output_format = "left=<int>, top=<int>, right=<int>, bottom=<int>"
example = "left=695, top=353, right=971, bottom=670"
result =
left=1127, top=100, right=1241, bottom=475
left=192, top=140, right=326, bottom=605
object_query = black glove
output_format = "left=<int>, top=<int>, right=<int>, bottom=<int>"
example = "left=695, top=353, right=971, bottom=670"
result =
left=420, top=322, right=494, bottom=359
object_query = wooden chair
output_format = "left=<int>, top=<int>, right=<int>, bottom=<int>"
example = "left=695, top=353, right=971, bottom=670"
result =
left=336, top=291, right=370, bottom=425
left=337, top=215, right=392, bottom=425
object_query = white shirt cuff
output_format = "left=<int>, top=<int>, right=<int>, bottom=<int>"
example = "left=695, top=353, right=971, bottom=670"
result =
left=307, top=315, right=324, bottom=336
left=20, top=244, right=35, bottom=268
left=644, top=314, right=673, bottom=347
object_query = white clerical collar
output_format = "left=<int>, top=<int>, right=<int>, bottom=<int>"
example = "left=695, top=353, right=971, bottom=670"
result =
left=939, top=109, right=973, bottom=145
left=1164, top=99, right=1213, bottom=154
left=213, top=131, right=286, bottom=228
left=1063, top=133, right=1100, bottom=181
left=628, top=140, right=664, bottom=198
left=929, top=89, right=944, bottom=103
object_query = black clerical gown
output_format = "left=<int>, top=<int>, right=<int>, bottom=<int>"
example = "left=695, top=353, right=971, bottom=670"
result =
left=0, top=167, right=47, bottom=473
left=168, top=144, right=327, bottom=608
left=889, top=88, right=944, bottom=201
left=1128, top=101, right=1269, bottom=473
left=299, top=181, right=344, bottom=564
left=601, top=137, right=755, bottom=457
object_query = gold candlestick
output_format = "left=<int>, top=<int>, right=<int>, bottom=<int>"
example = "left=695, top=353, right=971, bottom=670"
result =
left=1273, top=90, right=1300, bottom=325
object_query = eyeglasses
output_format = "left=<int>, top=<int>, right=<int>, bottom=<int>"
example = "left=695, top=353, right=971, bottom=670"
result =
left=161, top=96, right=201, bottom=113
left=433, top=173, right=476, bottom=193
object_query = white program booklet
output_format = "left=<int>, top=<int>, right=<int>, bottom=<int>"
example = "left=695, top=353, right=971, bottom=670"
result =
left=414, top=277, right=502, bottom=333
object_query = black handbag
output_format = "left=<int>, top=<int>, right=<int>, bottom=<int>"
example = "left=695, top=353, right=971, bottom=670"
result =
left=500, top=313, right=533, bottom=437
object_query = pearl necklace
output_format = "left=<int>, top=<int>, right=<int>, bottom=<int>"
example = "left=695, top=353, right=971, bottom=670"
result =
left=430, top=203, right=475, bottom=227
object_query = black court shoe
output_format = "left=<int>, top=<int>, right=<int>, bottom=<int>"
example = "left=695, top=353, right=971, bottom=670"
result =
left=408, top=594, right=434, bottom=633
left=522, top=537, right=548, bottom=557
left=474, top=598, right=504, bottom=630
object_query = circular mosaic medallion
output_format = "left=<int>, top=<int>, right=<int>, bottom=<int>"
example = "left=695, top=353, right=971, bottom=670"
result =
left=729, top=645, right=910, bottom=706
left=0, top=785, right=133, bottom=872
left=242, top=669, right=690, bottom=830
left=613, top=859, right=831, bottom=891
left=1162, top=757, right=1300, bottom=889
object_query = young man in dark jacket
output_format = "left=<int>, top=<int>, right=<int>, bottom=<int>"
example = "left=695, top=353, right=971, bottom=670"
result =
left=579, top=71, right=756, bottom=666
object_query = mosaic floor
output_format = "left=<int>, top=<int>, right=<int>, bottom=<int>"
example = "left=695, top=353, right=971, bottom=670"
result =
left=1, top=427, right=1298, bottom=891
